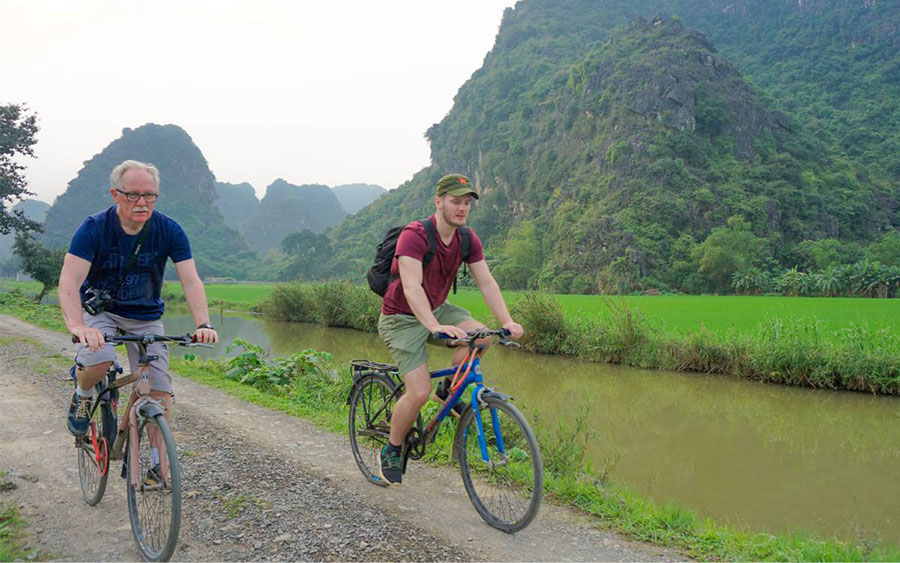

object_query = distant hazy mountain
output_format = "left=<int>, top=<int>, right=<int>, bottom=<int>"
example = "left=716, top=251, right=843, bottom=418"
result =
left=331, top=183, right=386, bottom=214
left=40, top=123, right=256, bottom=278
left=214, top=182, right=260, bottom=231
left=240, top=179, right=347, bottom=254
left=0, top=199, right=50, bottom=262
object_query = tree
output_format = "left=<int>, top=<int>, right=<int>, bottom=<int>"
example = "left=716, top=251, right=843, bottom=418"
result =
left=13, top=232, right=64, bottom=302
left=281, top=229, right=331, bottom=280
left=1, top=104, right=41, bottom=236
left=692, top=216, right=768, bottom=292
left=864, top=231, right=900, bottom=267
left=493, top=221, right=543, bottom=290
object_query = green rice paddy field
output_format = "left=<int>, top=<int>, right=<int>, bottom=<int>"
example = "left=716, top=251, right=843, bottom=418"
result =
left=197, top=283, right=900, bottom=342
left=9, top=280, right=898, bottom=344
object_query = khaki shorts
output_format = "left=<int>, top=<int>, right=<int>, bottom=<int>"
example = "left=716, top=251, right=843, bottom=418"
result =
left=377, top=302, right=474, bottom=375
left=74, top=311, right=173, bottom=395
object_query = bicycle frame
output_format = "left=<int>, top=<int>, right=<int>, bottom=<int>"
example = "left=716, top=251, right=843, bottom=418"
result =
left=429, top=350, right=509, bottom=465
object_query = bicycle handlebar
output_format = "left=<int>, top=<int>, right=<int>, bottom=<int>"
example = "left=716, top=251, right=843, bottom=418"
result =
left=432, top=328, right=521, bottom=348
left=72, top=333, right=214, bottom=348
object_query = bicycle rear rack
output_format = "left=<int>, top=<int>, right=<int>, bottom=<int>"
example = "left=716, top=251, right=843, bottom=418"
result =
left=350, top=359, right=398, bottom=381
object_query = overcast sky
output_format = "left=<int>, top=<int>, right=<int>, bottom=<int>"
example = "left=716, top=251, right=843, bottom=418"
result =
left=3, top=0, right=516, bottom=204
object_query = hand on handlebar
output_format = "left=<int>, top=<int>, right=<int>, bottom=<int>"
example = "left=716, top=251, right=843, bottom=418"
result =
left=432, top=324, right=469, bottom=340
left=71, top=326, right=106, bottom=351
left=502, top=322, right=524, bottom=340
left=192, top=327, right=218, bottom=344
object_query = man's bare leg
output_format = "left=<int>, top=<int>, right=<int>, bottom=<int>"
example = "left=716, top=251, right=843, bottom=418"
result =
left=389, top=364, right=430, bottom=446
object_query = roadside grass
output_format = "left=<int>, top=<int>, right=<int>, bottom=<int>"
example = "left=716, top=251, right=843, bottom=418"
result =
left=0, top=291, right=67, bottom=332
left=0, top=503, right=36, bottom=562
left=5, top=293, right=899, bottom=559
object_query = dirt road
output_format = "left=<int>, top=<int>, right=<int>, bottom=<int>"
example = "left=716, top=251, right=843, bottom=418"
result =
left=0, top=314, right=678, bottom=561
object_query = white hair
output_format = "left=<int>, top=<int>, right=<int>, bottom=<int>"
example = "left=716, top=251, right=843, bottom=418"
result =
left=109, top=160, right=160, bottom=190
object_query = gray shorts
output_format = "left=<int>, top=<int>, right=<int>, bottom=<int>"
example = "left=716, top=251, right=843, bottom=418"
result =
left=74, top=311, right=173, bottom=395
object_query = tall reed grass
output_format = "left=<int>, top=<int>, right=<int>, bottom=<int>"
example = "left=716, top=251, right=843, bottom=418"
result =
left=262, top=284, right=900, bottom=395
left=262, top=281, right=380, bottom=332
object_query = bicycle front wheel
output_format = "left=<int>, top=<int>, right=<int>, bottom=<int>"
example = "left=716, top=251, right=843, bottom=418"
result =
left=126, top=413, right=181, bottom=561
left=77, top=402, right=113, bottom=505
left=456, top=397, right=543, bottom=533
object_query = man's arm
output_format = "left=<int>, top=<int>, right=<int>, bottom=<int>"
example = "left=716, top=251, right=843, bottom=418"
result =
left=173, top=258, right=218, bottom=343
left=58, top=253, right=106, bottom=350
left=398, top=256, right=468, bottom=339
left=468, top=260, right=524, bottom=338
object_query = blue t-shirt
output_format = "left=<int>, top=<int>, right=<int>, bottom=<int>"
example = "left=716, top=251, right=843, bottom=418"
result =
left=68, top=206, right=192, bottom=320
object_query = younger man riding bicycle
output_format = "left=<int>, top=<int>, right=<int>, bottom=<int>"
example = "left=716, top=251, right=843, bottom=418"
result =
left=377, top=173, right=523, bottom=485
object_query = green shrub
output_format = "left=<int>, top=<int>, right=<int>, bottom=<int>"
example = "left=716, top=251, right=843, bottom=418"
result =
left=313, top=281, right=380, bottom=332
left=262, top=283, right=320, bottom=323
left=511, top=291, right=572, bottom=355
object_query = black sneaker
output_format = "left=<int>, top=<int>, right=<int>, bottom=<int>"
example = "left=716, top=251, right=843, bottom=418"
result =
left=66, top=393, right=92, bottom=436
left=377, top=446, right=403, bottom=486
left=144, top=464, right=163, bottom=487
left=433, top=378, right=465, bottom=418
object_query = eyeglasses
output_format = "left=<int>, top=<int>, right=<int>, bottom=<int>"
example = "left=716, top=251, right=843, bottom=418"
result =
left=116, top=189, right=159, bottom=202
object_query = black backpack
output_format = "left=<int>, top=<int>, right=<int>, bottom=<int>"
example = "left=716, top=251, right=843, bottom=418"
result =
left=366, top=219, right=471, bottom=297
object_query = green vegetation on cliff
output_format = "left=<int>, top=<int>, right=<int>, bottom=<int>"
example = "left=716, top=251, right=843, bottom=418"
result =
left=319, top=1, right=900, bottom=295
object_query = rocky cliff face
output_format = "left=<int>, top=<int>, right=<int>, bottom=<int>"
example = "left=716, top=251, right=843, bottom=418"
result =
left=240, top=179, right=347, bottom=254
left=41, top=124, right=254, bottom=277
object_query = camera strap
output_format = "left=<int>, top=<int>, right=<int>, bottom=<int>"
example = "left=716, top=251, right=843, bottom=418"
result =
left=113, top=219, right=153, bottom=298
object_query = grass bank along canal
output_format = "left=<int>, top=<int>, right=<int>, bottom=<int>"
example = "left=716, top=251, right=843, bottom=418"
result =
left=163, top=309, right=900, bottom=545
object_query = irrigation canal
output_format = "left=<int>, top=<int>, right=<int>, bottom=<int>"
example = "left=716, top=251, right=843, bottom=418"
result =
left=163, top=309, right=900, bottom=544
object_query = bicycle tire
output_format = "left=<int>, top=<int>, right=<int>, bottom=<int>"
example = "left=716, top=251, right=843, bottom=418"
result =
left=456, top=397, right=543, bottom=533
left=349, top=373, right=424, bottom=486
left=126, top=413, right=181, bottom=562
left=77, top=402, right=113, bottom=506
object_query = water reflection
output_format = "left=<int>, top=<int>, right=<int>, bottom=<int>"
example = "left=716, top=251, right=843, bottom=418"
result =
left=162, top=309, right=900, bottom=543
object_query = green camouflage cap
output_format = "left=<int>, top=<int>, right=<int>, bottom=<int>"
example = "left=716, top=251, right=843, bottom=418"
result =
left=436, top=174, right=479, bottom=199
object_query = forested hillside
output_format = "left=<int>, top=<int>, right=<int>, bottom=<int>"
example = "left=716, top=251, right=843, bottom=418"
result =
left=41, top=124, right=256, bottom=278
left=321, top=0, right=900, bottom=293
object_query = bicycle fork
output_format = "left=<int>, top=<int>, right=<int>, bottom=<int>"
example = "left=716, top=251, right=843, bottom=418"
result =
left=127, top=373, right=170, bottom=490
left=469, top=386, right=508, bottom=468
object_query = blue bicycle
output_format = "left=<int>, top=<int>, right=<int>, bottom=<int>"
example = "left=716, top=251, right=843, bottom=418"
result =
left=348, top=328, right=543, bottom=533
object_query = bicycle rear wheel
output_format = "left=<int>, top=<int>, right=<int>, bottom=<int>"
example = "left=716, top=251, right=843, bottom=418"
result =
left=77, top=402, right=113, bottom=505
left=126, top=413, right=181, bottom=561
left=349, top=374, right=401, bottom=486
left=456, top=397, right=543, bottom=533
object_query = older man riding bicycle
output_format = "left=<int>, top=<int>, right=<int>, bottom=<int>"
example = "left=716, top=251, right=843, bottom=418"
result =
left=58, top=160, right=218, bottom=451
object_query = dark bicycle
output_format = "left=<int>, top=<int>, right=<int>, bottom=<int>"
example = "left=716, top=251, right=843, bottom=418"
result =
left=74, top=333, right=211, bottom=561
left=347, top=328, right=543, bottom=533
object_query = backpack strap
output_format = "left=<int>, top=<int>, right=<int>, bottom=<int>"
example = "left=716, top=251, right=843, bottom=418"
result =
left=419, top=218, right=437, bottom=268
left=454, top=226, right=471, bottom=295
left=459, top=226, right=471, bottom=263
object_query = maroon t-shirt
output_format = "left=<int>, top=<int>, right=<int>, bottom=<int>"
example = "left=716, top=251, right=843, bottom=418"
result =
left=381, top=215, right=484, bottom=315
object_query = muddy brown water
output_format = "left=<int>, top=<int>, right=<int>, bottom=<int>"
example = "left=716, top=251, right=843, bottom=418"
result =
left=162, top=310, right=900, bottom=544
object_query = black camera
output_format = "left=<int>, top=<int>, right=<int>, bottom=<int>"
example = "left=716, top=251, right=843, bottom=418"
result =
left=82, top=287, right=114, bottom=316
